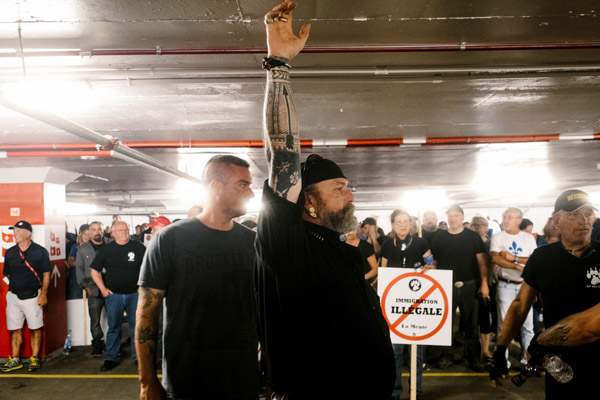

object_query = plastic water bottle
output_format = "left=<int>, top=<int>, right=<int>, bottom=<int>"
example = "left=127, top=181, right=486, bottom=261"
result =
left=63, top=330, right=72, bottom=355
left=543, top=354, right=573, bottom=384
left=512, top=353, right=573, bottom=386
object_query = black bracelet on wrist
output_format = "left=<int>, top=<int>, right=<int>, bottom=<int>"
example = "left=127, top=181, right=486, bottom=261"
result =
left=262, top=57, right=291, bottom=71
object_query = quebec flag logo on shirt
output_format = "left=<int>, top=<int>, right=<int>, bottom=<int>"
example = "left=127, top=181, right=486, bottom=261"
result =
left=509, top=241, right=523, bottom=257
left=128, top=252, right=135, bottom=262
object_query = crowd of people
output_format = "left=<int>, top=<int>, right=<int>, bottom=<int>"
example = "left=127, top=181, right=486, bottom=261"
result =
left=2, top=2, right=600, bottom=400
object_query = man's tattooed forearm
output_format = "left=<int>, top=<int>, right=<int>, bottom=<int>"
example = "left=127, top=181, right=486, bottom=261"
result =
left=539, top=324, right=573, bottom=347
left=141, top=289, right=164, bottom=309
left=136, top=325, right=158, bottom=344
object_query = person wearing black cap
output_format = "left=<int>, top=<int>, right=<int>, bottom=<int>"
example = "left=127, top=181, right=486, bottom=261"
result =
left=1, top=220, right=50, bottom=373
left=490, top=189, right=600, bottom=399
left=255, top=2, right=395, bottom=399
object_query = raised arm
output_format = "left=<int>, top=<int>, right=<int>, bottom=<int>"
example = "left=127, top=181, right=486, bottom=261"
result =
left=263, top=0, right=310, bottom=203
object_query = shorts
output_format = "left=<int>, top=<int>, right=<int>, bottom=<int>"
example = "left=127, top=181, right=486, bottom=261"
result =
left=6, top=290, right=44, bottom=330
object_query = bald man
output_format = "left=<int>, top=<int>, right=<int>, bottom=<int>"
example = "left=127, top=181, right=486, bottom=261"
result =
left=490, top=207, right=537, bottom=366
left=91, top=221, right=146, bottom=371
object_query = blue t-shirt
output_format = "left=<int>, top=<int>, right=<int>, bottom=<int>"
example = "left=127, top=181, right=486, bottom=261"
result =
left=3, top=242, right=51, bottom=292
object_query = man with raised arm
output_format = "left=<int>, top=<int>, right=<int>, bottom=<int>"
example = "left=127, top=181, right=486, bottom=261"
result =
left=255, top=2, right=395, bottom=399
left=136, top=155, right=258, bottom=400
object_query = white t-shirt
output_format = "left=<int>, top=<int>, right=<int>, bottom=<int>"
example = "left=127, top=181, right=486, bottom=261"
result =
left=490, top=230, right=537, bottom=282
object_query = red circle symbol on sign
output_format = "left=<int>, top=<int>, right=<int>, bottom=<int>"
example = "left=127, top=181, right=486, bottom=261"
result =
left=381, top=272, right=449, bottom=341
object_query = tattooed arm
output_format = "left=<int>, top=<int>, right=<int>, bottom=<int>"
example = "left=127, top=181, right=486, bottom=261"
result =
left=136, top=286, right=167, bottom=400
left=538, top=303, right=600, bottom=347
left=263, top=1, right=310, bottom=203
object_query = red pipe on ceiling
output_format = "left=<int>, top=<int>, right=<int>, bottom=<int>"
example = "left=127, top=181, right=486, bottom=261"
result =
left=2, top=134, right=599, bottom=156
left=2, top=42, right=600, bottom=58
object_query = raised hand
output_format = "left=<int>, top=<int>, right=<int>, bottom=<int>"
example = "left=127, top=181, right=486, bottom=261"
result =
left=265, top=1, right=311, bottom=60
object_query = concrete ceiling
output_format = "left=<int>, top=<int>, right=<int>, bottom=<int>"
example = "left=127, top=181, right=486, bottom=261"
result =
left=0, top=0, right=599, bottom=215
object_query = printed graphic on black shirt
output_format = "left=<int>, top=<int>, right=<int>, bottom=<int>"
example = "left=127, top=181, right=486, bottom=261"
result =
left=587, top=266, right=600, bottom=288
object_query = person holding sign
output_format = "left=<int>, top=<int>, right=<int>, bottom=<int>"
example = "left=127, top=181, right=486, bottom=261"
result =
left=381, top=209, right=435, bottom=400
left=255, top=2, right=396, bottom=399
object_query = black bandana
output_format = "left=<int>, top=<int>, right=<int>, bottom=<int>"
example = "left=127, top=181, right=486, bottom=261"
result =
left=301, top=154, right=346, bottom=189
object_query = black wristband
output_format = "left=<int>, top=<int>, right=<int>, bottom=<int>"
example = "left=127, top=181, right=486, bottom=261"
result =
left=262, top=57, right=291, bottom=71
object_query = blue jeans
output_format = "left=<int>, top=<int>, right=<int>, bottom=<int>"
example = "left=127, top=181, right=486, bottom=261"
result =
left=392, top=343, right=424, bottom=396
left=104, top=292, right=138, bottom=362
left=496, top=281, right=534, bottom=361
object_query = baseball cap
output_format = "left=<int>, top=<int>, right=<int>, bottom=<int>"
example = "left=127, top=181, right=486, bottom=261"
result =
left=147, top=216, right=171, bottom=228
left=9, top=220, right=32, bottom=232
left=554, top=189, right=598, bottom=213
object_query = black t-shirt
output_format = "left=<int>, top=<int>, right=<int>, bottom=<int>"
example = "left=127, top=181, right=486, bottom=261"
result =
left=3, top=242, right=51, bottom=292
left=358, top=239, right=375, bottom=273
left=430, top=229, right=485, bottom=282
left=421, top=229, right=438, bottom=246
left=91, top=240, right=145, bottom=294
left=522, top=240, right=600, bottom=392
left=381, top=235, right=430, bottom=269
left=138, top=219, right=259, bottom=400
left=256, top=181, right=395, bottom=399
left=91, top=242, right=105, bottom=252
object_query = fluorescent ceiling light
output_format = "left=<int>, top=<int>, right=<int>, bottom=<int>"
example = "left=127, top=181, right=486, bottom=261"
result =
left=1, top=80, right=95, bottom=114
left=174, top=179, right=206, bottom=204
left=399, top=189, right=449, bottom=211
left=66, top=202, right=99, bottom=216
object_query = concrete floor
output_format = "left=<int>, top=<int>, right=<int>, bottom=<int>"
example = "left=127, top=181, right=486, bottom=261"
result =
left=0, top=342, right=546, bottom=400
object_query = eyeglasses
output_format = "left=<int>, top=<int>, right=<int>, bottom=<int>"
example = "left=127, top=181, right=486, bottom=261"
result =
left=393, top=221, right=410, bottom=226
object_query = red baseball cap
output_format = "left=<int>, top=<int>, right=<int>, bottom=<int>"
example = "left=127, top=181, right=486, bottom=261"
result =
left=147, top=216, right=171, bottom=228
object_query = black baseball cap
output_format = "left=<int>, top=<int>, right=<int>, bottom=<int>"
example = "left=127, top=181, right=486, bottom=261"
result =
left=9, top=220, right=32, bottom=232
left=554, top=189, right=597, bottom=213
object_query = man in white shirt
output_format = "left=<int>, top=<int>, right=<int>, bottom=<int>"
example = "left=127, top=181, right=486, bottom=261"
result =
left=490, top=207, right=537, bottom=365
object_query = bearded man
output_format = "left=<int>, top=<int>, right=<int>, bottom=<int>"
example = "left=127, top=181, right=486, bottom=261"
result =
left=254, top=2, right=395, bottom=399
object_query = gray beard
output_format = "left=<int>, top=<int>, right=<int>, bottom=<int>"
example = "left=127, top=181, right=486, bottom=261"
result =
left=320, top=203, right=358, bottom=235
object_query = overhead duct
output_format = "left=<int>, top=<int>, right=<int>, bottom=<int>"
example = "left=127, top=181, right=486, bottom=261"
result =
left=0, top=92, right=203, bottom=184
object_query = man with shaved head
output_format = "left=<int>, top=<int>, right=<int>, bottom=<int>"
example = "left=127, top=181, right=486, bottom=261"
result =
left=490, top=207, right=537, bottom=367
left=91, top=221, right=146, bottom=371
left=255, top=2, right=395, bottom=398
left=137, top=154, right=258, bottom=399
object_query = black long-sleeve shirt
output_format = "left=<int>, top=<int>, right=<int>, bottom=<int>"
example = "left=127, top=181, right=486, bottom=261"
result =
left=255, top=181, right=395, bottom=399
